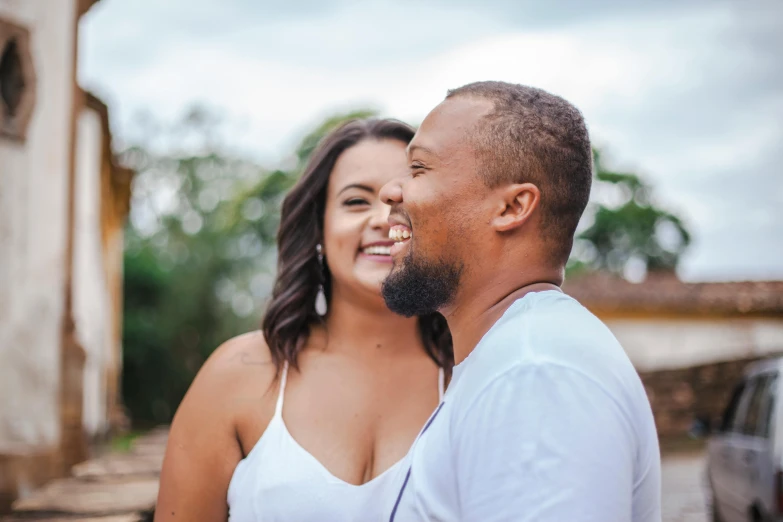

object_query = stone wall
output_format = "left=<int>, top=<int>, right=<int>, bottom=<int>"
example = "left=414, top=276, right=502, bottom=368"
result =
left=0, top=0, right=78, bottom=455
left=74, top=102, right=111, bottom=438
left=0, top=452, right=59, bottom=514
left=640, top=355, right=763, bottom=438
left=0, top=0, right=84, bottom=513
left=604, top=316, right=783, bottom=372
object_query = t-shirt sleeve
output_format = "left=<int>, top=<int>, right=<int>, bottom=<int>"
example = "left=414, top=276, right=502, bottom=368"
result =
left=453, top=362, right=643, bottom=522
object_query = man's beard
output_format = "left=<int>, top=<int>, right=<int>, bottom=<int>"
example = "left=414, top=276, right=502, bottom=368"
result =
left=382, top=247, right=463, bottom=317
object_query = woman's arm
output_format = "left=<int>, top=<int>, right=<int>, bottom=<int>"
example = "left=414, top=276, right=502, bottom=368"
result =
left=154, top=333, right=275, bottom=521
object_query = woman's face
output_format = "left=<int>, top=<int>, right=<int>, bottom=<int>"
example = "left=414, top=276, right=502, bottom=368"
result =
left=322, top=138, right=408, bottom=304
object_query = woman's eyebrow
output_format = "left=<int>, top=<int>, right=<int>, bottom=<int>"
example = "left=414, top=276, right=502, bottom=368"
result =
left=337, top=183, right=375, bottom=196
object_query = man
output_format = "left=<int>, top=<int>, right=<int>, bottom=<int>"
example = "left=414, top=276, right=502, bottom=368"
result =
left=380, top=81, right=661, bottom=521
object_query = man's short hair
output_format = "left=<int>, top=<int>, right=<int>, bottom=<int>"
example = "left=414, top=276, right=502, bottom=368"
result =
left=446, top=81, right=593, bottom=265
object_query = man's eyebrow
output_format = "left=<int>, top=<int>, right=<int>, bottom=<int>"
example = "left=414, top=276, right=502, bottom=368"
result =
left=337, top=183, right=374, bottom=196
left=407, top=143, right=438, bottom=159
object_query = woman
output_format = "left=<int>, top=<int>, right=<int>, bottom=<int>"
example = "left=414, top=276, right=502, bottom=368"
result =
left=155, top=119, right=452, bottom=521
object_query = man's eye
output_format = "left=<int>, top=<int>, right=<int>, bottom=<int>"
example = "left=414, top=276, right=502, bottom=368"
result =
left=410, top=163, right=426, bottom=177
left=344, top=198, right=369, bottom=206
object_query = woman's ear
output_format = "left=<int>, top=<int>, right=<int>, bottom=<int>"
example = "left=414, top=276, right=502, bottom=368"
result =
left=490, top=183, right=540, bottom=232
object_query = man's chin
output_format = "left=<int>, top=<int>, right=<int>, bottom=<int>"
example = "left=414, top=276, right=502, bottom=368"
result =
left=381, top=254, right=462, bottom=318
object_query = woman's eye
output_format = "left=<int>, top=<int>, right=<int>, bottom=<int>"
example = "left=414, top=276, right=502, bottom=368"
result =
left=344, top=198, right=369, bottom=206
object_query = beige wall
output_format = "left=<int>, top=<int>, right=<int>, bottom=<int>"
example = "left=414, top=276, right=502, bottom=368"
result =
left=0, top=1, right=78, bottom=453
left=73, top=106, right=110, bottom=438
left=604, top=316, right=783, bottom=372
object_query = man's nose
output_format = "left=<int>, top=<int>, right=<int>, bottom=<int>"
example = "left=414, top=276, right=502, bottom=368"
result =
left=380, top=176, right=403, bottom=206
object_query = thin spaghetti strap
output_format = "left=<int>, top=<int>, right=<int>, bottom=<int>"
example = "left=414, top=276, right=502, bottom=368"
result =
left=438, top=367, right=445, bottom=402
left=274, top=361, right=289, bottom=417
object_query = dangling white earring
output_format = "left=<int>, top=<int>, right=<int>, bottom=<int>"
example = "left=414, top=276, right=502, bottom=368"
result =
left=315, top=244, right=327, bottom=316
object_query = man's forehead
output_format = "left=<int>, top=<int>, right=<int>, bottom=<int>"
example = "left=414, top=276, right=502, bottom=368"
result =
left=410, top=96, right=494, bottom=156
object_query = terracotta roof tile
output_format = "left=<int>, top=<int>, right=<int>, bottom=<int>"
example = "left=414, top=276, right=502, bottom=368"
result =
left=563, top=272, right=783, bottom=315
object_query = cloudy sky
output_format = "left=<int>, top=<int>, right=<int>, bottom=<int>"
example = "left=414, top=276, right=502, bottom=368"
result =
left=79, top=0, right=782, bottom=282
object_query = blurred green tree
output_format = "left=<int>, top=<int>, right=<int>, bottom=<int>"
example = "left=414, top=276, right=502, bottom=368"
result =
left=294, top=109, right=377, bottom=167
left=568, top=149, right=691, bottom=279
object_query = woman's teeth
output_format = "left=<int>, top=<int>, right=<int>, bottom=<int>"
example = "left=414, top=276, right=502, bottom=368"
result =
left=389, top=229, right=411, bottom=242
left=362, top=245, right=392, bottom=255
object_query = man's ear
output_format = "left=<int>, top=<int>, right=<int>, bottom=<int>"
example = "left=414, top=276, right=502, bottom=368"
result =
left=490, top=183, right=540, bottom=232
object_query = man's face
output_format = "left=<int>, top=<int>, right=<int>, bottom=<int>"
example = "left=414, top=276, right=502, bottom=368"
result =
left=380, top=96, right=495, bottom=317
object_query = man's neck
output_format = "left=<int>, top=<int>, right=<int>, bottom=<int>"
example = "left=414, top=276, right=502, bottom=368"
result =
left=443, top=280, right=562, bottom=366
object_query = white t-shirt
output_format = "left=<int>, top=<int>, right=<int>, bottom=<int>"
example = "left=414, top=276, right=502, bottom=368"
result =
left=387, top=290, right=661, bottom=522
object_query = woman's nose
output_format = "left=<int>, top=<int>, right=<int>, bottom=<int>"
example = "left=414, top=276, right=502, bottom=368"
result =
left=370, top=202, right=391, bottom=230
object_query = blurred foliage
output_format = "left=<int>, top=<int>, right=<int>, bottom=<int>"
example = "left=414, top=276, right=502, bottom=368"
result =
left=120, top=107, right=688, bottom=425
left=567, top=149, right=691, bottom=280
left=121, top=107, right=376, bottom=425
left=295, top=109, right=377, bottom=167
left=110, top=431, right=142, bottom=453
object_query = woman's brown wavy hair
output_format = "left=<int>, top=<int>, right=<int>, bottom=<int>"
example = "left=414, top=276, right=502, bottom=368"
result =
left=262, top=118, right=453, bottom=376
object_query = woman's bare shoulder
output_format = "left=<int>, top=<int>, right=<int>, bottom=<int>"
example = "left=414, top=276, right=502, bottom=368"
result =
left=207, top=331, right=275, bottom=372
left=158, top=332, right=276, bottom=520
left=194, top=331, right=277, bottom=398
left=173, top=330, right=278, bottom=428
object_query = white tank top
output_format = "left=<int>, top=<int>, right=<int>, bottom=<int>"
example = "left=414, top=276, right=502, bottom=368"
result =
left=227, top=361, right=445, bottom=522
